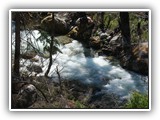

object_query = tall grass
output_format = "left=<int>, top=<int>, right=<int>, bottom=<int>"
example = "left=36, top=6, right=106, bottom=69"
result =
left=124, top=91, right=149, bottom=109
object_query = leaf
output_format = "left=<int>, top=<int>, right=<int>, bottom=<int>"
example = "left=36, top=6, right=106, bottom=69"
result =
left=43, top=45, right=50, bottom=52
left=52, top=46, right=63, bottom=54
left=54, top=38, right=60, bottom=46
left=36, top=30, right=51, bottom=42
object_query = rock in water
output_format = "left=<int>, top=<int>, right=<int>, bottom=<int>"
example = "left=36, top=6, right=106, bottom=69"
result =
left=27, top=64, right=43, bottom=75
left=55, top=35, right=72, bottom=45
left=21, top=50, right=37, bottom=59
left=30, top=57, right=39, bottom=62
left=89, top=36, right=101, bottom=49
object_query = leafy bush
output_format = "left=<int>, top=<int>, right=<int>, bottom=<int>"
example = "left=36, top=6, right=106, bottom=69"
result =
left=75, top=100, right=86, bottom=108
left=130, top=13, right=149, bottom=43
left=124, top=91, right=149, bottom=109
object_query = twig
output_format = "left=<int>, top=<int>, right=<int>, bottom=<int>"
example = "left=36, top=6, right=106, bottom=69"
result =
left=32, top=83, right=49, bottom=103
left=55, top=65, right=64, bottom=93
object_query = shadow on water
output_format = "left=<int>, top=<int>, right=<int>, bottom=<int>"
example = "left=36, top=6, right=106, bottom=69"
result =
left=79, top=39, right=94, bottom=57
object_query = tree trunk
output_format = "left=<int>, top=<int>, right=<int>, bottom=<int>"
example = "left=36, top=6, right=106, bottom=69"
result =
left=119, top=12, right=131, bottom=46
left=45, top=13, right=54, bottom=77
left=100, top=12, right=105, bottom=32
left=14, top=12, right=21, bottom=77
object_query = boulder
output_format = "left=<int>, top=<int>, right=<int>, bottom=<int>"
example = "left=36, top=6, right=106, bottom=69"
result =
left=89, top=36, right=101, bottom=49
left=109, top=34, right=122, bottom=45
left=27, top=64, right=43, bottom=75
left=132, top=42, right=148, bottom=75
left=67, top=26, right=78, bottom=38
left=41, top=14, right=68, bottom=35
left=30, top=55, right=39, bottom=62
left=120, top=42, right=148, bottom=75
left=12, top=83, right=37, bottom=108
left=99, top=32, right=109, bottom=40
left=73, top=16, right=94, bottom=40
left=132, top=42, right=148, bottom=61
left=102, top=47, right=113, bottom=56
left=55, top=35, right=72, bottom=45
left=54, top=17, right=68, bottom=34
left=21, top=50, right=37, bottom=59
left=38, top=51, right=50, bottom=59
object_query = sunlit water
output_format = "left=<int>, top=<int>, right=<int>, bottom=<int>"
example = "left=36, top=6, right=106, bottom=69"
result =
left=12, top=30, right=148, bottom=99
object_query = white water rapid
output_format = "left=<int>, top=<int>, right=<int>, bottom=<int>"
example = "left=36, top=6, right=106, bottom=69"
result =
left=12, top=30, right=148, bottom=99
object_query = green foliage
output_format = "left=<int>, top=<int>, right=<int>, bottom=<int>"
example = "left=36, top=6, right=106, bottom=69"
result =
left=36, top=30, right=62, bottom=54
left=124, top=91, right=149, bottom=109
left=37, top=30, right=51, bottom=43
left=92, top=12, right=119, bottom=31
left=130, top=13, right=149, bottom=43
left=75, top=100, right=86, bottom=108
left=43, top=45, right=62, bottom=54
left=67, top=94, right=75, bottom=100
left=104, top=12, right=119, bottom=30
left=92, top=12, right=149, bottom=43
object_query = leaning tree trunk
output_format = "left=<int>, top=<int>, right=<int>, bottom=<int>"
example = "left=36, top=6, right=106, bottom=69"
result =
left=45, top=13, right=54, bottom=77
left=119, top=12, right=131, bottom=47
left=14, top=12, right=21, bottom=77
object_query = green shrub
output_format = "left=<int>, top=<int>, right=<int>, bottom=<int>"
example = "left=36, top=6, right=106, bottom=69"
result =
left=124, top=91, right=149, bottom=109
left=75, top=100, right=86, bottom=108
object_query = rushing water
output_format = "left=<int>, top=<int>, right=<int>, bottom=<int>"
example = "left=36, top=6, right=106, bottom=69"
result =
left=12, top=30, right=148, bottom=99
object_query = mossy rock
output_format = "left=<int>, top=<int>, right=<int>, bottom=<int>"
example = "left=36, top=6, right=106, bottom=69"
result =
left=55, top=36, right=73, bottom=45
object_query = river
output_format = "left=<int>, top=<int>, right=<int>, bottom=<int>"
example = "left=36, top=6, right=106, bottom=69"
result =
left=12, top=30, right=148, bottom=100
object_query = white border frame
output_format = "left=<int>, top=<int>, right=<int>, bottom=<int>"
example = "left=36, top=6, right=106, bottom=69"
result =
left=9, top=9, right=151, bottom=111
